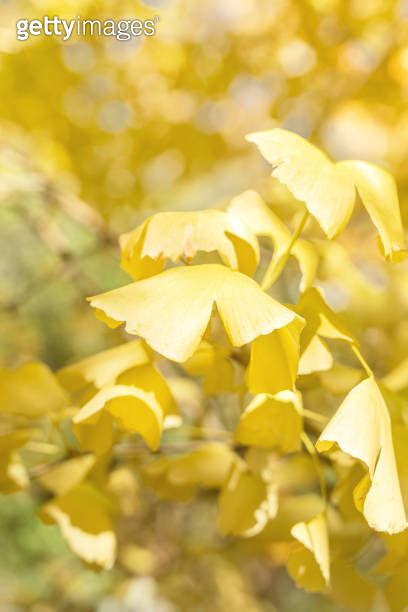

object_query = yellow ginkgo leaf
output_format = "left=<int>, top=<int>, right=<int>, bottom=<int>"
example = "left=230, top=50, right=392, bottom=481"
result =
left=296, top=287, right=356, bottom=353
left=235, top=391, right=302, bottom=453
left=38, top=455, right=96, bottom=496
left=218, top=462, right=278, bottom=537
left=298, top=335, right=333, bottom=376
left=183, top=341, right=239, bottom=395
left=73, top=385, right=164, bottom=451
left=247, top=318, right=303, bottom=395
left=227, top=190, right=318, bottom=291
left=143, top=443, right=235, bottom=501
left=40, top=482, right=116, bottom=570
left=89, top=264, right=299, bottom=363
left=73, top=411, right=113, bottom=457
left=287, top=513, right=330, bottom=592
left=247, top=128, right=406, bottom=260
left=0, top=431, right=31, bottom=493
left=316, top=377, right=407, bottom=534
left=0, top=362, right=68, bottom=418
left=57, top=340, right=151, bottom=394
left=117, top=363, right=177, bottom=418
left=120, top=209, right=259, bottom=279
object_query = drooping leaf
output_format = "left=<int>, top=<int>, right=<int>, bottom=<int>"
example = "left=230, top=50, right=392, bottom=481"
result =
left=286, top=513, right=330, bottom=592
left=316, top=377, right=407, bottom=534
left=228, top=189, right=318, bottom=290
left=247, top=128, right=406, bottom=260
left=40, top=482, right=116, bottom=569
left=73, top=385, right=164, bottom=451
left=89, top=264, right=299, bottom=362
left=120, top=209, right=259, bottom=279
left=235, top=391, right=302, bottom=453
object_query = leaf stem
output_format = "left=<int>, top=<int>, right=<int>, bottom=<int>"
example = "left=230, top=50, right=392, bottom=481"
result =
left=351, top=344, right=374, bottom=378
left=301, top=431, right=327, bottom=507
left=261, top=209, right=309, bottom=290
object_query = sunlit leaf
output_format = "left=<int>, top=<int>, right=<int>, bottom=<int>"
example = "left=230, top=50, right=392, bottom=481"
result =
left=120, top=209, right=259, bottom=279
left=247, top=129, right=406, bottom=260
left=228, top=189, right=318, bottom=290
left=317, top=377, right=407, bottom=534
left=57, top=340, right=151, bottom=394
left=89, top=264, right=299, bottom=362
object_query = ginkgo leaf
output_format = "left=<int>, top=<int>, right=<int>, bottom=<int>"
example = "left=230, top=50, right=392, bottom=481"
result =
left=247, top=318, right=304, bottom=395
left=38, top=455, right=96, bottom=496
left=296, top=287, right=356, bottom=354
left=143, top=443, right=235, bottom=501
left=120, top=209, right=259, bottom=279
left=218, top=462, right=278, bottom=537
left=73, top=412, right=113, bottom=457
left=0, top=362, right=68, bottom=418
left=339, top=160, right=406, bottom=262
left=227, top=190, right=318, bottom=291
left=40, top=482, right=116, bottom=569
left=247, top=128, right=406, bottom=260
left=287, top=513, right=330, bottom=592
left=183, top=341, right=240, bottom=395
left=57, top=340, right=151, bottom=394
left=298, top=335, right=333, bottom=376
left=73, top=385, right=164, bottom=451
left=0, top=431, right=31, bottom=493
left=235, top=391, right=302, bottom=453
left=117, top=363, right=177, bottom=418
left=316, top=377, right=407, bottom=534
left=89, top=264, right=299, bottom=363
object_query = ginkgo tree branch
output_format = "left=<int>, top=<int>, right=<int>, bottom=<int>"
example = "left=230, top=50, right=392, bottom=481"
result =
left=261, top=209, right=309, bottom=291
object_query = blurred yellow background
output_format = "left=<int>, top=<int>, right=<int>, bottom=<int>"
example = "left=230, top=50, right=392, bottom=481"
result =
left=1, top=1, right=408, bottom=610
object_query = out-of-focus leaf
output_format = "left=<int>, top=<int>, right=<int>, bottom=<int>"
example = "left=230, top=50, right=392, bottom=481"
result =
left=218, top=462, right=278, bottom=537
left=183, top=341, right=239, bottom=395
left=235, top=391, right=302, bottom=452
left=73, top=385, right=164, bottom=451
left=0, top=362, right=68, bottom=417
left=286, top=513, right=330, bottom=592
left=40, top=482, right=116, bottom=570
left=38, top=454, right=96, bottom=496
left=143, top=443, right=235, bottom=501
